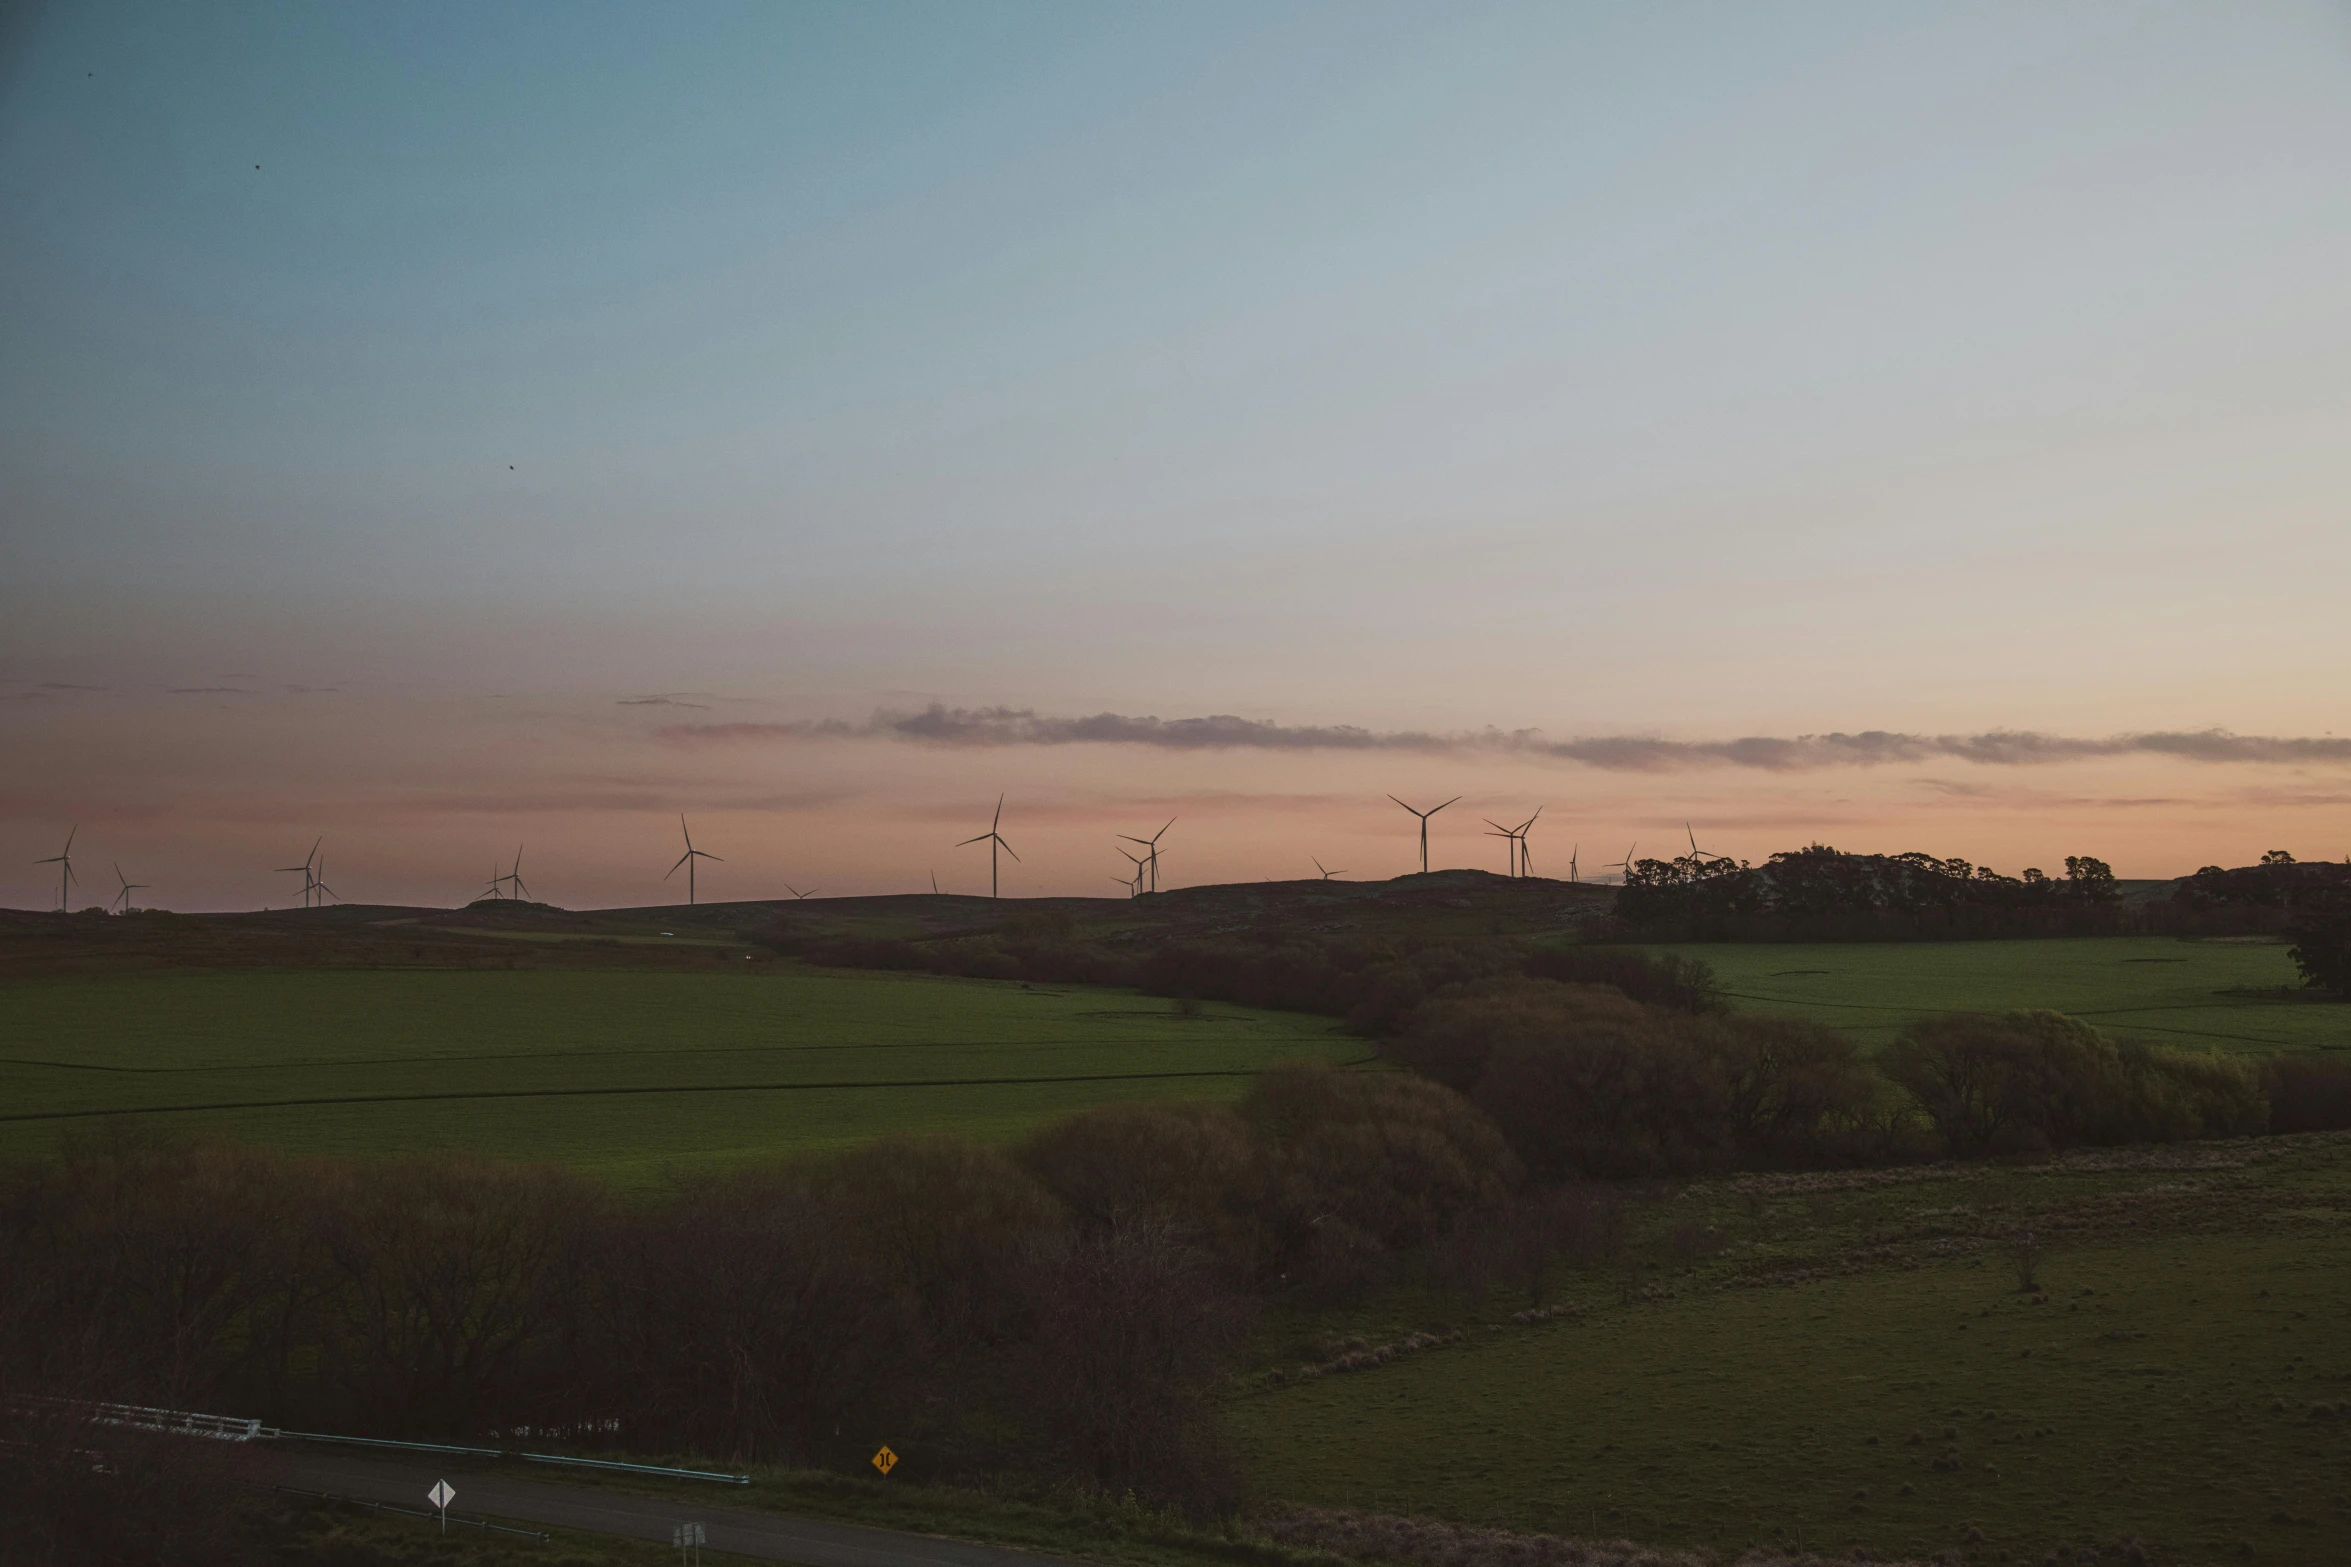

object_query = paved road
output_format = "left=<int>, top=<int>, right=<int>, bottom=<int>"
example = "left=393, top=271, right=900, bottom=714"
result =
left=263, top=1450, right=1093, bottom=1567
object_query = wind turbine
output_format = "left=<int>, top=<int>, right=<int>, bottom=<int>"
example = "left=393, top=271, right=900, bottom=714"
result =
left=1312, top=856, right=1346, bottom=880
left=1118, top=819, right=1174, bottom=894
left=311, top=854, right=339, bottom=905
left=1482, top=819, right=1522, bottom=877
left=1607, top=841, right=1639, bottom=885
left=35, top=826, right=78, bottom=912
left=501, top=845, right=531, bottom=902
left=1568, top=844, right=1581, bottom=883
left=481, top=863, right=504, bottom=901
left=1388, top=795, right=1461, bottom=876
left=1516, top=807, right=1543, bottom=878
left=958, top=796, right=1018, bottom=899
left=110, top=863, right=147, bottom=914
left=784, top=884, right=819, bottom=900
left=1117, top=846, right=1147, bottom=898
left=667, top=815, right=722, bottom=905
left=276, top=837, right=321, bottom=909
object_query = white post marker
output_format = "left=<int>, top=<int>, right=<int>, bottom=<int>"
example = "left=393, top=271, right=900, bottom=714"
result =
left=429, top=1479, right=454, bottom=1534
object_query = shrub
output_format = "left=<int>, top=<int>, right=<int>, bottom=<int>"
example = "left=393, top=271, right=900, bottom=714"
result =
left=1244, top=1063, right=1519, bottom=1293
left=2265, top=1055, right=2351, bottom=1132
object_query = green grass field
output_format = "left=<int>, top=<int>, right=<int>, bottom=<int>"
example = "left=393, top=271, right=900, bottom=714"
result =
left=1646, top=936, right=2350, bottom=1055
left=1228, top=1134, right=2351, bottom=1565
left=0, top=967, right=1360, bottom=1186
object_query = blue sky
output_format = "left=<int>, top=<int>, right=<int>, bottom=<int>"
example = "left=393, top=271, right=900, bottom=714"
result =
left=5, top=3, right=2350, bottom=905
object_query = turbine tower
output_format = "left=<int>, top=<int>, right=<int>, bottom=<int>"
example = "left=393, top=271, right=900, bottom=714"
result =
left=1482, top=818, right=1525, bottom=878
left=1388, top=795, right=1461, bottom=876
left=110, top=863, right=147, bottom=914
left=1117, top=819, right=1174, bottom=894
left=667, top=815, right=722, bottom=905
left=35, top=826, right=78, bottom=912
left=958, top=796, right=1019, bottom=899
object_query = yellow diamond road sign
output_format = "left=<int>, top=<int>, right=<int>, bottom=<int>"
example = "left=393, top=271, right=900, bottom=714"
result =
left=872, top=1445, right=898, bottom=1476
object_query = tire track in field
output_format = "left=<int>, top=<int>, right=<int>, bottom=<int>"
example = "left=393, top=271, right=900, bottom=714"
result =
left=0, top=1059, right=1381, bottom=1123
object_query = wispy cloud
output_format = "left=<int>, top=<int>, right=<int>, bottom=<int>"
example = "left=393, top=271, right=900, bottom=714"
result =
left=165, top=686, right=253, bottom=695
left=619, top=694, right=713, bottom=709
left=658, top=705, right=2351, bottom=774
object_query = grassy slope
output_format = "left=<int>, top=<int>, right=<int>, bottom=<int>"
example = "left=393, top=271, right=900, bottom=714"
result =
left=0, top=967, right=1358, bottom=1186
left=1227, top=1135, right=2351, bottom=1566
left=1645, top=936, right=2349, bottom=1055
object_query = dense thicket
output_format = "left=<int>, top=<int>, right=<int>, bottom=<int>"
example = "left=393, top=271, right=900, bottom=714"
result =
left=1612, top=843, right=2135, bottom=941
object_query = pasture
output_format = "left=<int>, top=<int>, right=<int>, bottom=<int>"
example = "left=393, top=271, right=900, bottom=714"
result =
left=0, top=967, right=1359, bottom=1186
left=1228, top=1133, right=2351, bottom=1565
left=1646, top=936, right=2348, bottom=1055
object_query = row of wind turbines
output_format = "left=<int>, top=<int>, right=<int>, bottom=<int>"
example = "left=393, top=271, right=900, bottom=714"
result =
left=31, top=826, right=148, bottom=914
left=25, top=799, right=1677, bottom=913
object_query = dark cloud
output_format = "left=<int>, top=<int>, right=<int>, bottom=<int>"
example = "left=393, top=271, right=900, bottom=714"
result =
left=659, top=706, right=2351, bottom=773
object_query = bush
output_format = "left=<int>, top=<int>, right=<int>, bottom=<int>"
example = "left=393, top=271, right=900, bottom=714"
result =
left=1882, top=1011, right=2267, bottom=1156
left=1244, top=1064, right=1519, bottom=1297
left=2265, top=1055, right=2351, bottom=1132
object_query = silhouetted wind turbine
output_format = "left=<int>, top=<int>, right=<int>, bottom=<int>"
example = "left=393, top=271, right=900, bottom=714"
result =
left=1117, top=846, right=1147, bottom=898
left=1388, top=795, right=1460, bottom=875
left=784, top=884, right=819, bottom=900
left=311, top=855, right=339, bottom=905
left=1118, top=819, right=1174, bottom=894
left=1516, top=807, right=1543, bottom=877
left=1607, top=841, right=1639, bottom=885
left=1482, top=819, right=1522, bottom=877
left=35, top=826, right=78, bottom=912
left=958, top=796, right=1018, bottom=899
left=276, top=837, right=321, bottom=909
left=1568, top=844, right=1581, bottom=883
left=110, top=863, right=146, bottom=914
left=667, top=815, right=721, bottom=905
left=501, top=845, right=530, bottom=902
left=1312, top=857, right=1345, bottom=880
left=482, top=863, right=504, bottom=901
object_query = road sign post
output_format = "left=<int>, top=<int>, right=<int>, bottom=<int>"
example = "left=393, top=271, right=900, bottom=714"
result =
left=673, top=1521, right=704, bottom=1564
left=428, top=1479, right=454, bottom=1534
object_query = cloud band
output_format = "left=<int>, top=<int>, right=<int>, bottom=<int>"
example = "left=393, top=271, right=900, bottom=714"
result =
left=655, top=706, right=2351, bottom=774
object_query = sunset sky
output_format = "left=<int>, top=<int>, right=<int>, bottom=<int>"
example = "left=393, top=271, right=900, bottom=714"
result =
left=4, top=2, right=2350, bottom=910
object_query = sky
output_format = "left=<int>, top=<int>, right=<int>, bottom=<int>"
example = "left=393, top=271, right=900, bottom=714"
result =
left=3, top=1, right=2350, bottom=910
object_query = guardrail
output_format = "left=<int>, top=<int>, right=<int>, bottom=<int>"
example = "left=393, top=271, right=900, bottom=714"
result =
left=14, top=1397, right=751, bottom=1485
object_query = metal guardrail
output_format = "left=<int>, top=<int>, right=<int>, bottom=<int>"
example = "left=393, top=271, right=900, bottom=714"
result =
left=15, top=1397, right=267, bottom=1442
left=273, top=1427, right=753, bottom=1484
left=19, top=1397, right=752, bottom=1484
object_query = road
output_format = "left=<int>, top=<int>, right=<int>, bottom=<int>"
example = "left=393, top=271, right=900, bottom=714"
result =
left=262, top=1449, right=1092, bottom=1567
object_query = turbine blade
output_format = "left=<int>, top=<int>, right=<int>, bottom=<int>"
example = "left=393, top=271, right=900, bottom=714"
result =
left=958, top=833, right=991, bottom=847
left=999, top=840, right=1020, bottom=862
left=667, top=853, right=690, bottom=877
left=1432, top=796, right=1463, bottom=814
